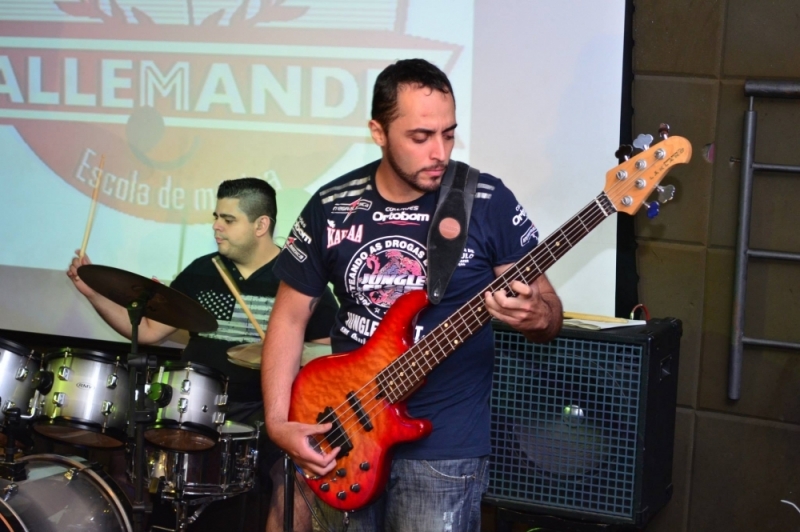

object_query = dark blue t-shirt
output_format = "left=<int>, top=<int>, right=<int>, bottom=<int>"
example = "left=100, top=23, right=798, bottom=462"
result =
left=273, top=160, right=539, bottom=459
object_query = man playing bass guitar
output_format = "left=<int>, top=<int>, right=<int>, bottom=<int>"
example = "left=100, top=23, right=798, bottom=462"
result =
left=262, top=58, right=563, bottom=532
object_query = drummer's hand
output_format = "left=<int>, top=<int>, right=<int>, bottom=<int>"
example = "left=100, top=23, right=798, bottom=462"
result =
left=67, top=250, right=98, bottom=299
left=270, top=421, right=340, bottom=478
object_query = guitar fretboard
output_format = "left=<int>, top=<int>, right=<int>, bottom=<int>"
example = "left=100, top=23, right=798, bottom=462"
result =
left=376, top=192, right=617, bottom=402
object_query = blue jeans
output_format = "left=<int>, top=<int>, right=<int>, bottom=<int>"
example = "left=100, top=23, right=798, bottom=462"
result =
left=314, top=456, right=489, bottom=532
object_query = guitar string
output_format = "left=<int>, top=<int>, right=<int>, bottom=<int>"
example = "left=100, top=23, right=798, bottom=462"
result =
left=308, top=145, right=676, bottom=455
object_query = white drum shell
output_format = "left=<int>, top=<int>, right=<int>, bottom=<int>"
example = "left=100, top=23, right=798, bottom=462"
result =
left=38, top=351, right=129, bottom=433
left=0, top=343, right=39, bottom=421
left=151, top=364, right=227, bottom=430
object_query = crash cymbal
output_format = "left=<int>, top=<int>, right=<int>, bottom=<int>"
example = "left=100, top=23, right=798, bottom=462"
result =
left=77, top=264, right=218, bottom=333
left=227, top=342, right=331, bottom=369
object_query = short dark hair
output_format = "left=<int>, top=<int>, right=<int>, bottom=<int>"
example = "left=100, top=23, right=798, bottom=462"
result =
left=371, top=58, right=454, bottom=132
left=217, top=178, right=277, bottom=236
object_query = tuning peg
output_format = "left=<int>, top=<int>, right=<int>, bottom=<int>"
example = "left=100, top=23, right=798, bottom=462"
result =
left=658, top=123, right=671, bottom=139
left=645, top=201, right=660, bottom=219
left=657, top=184, right=676, bottom=204
left=633, top=134, right=654, bottom=152
left=615, top=144, right=634, bottom=161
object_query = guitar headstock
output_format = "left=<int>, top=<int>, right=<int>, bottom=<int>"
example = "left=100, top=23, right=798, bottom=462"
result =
left=604, top=133, right=692, bottom=216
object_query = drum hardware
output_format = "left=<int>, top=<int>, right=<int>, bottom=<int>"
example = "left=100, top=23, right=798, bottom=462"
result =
left=284, top=454, right=295, bottom=532
left=0, top=408, right=28, bottom=482
left=149, top=495, right=218, bottom=532
left=76, top=264, right=218, bottom=532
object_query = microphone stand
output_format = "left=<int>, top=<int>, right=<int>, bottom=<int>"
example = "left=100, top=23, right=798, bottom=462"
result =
left=126, top=294, right=159, bottom=532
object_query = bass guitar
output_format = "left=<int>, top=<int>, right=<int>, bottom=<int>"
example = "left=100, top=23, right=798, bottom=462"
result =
left=289, top=131, right=692, bottom=511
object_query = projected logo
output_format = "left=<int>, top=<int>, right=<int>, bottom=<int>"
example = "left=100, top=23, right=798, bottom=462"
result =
left=0, top=0, right=464, bottom=225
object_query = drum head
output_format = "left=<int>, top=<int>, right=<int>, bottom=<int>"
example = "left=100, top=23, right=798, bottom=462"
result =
left=144, top=423, right=218, bottom=452
left=160, top=361, right=226, bottom=382
left=219, top=420, right=256, bottom=437
left=33, top=419, right=126, bottom=449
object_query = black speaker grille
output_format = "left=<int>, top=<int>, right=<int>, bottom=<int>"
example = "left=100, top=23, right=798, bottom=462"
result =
left=488, top=329, right=644, bottom=518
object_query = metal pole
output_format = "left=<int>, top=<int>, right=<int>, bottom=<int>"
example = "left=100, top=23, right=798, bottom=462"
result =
left=284, top=455, right=295, bottom=532
left=729, top=96, right=757, bottom=400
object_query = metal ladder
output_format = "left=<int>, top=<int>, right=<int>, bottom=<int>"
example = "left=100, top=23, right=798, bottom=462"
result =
left=729, top=80, right=800, bottom=400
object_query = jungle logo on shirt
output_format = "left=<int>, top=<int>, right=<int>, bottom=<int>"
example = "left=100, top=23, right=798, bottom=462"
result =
left=345, top=236, right=426, bottom=320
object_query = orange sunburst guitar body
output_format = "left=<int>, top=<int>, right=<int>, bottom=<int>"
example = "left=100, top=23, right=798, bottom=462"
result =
left=289, top=133, right=692, bottom=512
left=289, top=288, right=432, bottom=511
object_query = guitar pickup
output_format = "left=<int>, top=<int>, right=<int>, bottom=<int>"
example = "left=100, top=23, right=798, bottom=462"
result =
left=346, top=391, right=373, bottom=431
left=317, top=406, right=353, bottom=458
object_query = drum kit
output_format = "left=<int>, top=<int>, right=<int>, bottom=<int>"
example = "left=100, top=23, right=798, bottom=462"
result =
left=0, top=265, right=269, bottom=532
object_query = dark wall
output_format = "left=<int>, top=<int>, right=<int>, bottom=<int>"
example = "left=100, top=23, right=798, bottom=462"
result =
left=633, top=1, right=800, bottom=531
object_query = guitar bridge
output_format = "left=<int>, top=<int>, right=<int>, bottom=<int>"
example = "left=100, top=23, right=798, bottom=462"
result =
left=317, top=406, right=353, bottom=457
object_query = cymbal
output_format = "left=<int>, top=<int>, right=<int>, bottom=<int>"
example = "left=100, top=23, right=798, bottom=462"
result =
left=77, top=265, right=218, bottom=333
left=227, top=342, right=332, bottom=369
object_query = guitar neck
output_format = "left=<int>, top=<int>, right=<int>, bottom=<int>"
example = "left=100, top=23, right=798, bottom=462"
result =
left=378, top=192, right=617, bottom=402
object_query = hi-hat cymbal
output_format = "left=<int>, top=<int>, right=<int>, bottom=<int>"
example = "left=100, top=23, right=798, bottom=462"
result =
left=227, top=342, right=331, bottom=369
left=77, top=264, right=218, bottom=333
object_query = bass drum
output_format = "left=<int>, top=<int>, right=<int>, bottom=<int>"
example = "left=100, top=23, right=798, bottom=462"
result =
left=0, top=454, right=132, bottom=532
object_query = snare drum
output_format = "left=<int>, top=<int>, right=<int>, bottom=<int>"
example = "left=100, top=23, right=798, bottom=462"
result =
left=0, top=338, right=39, bottom=447
left=0, top=454, right=132, bottom=531
left=144, top=362, right=228, bottom=452
left=147, top=420, right=259, bottom=497
left=33, top=348, right=130, bottom=448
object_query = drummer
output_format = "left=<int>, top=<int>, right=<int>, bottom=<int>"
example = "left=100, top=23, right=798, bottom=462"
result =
left=67, top=177, right=338, bottom=532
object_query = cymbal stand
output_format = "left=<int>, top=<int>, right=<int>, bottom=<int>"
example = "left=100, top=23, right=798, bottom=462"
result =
left=284, top=454, right=295, bottom=532
left=126, top=294, right=160, bottom=532
left=150, top=500, right=215, bottom=531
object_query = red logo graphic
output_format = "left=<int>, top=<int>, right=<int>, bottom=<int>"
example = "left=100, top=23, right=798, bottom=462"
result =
left=0, top=1, right=462, bottom=224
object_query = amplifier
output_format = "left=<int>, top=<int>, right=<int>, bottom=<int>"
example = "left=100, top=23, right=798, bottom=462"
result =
left=485, top=319, right=682, bottom=528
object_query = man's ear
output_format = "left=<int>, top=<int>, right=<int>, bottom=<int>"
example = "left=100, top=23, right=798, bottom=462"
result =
left=369, top=119, right=387, bottom=148
left=255, top=215, right=271, bottom=237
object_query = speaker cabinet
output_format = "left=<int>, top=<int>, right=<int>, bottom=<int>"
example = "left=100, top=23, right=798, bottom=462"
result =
left=485, top=319, right=682, bottom=528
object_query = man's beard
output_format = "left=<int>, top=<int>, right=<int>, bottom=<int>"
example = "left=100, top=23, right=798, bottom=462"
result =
left=385, top=141, right=446, bottom=194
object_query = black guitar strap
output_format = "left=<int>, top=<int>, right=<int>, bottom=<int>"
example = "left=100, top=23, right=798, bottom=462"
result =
left=427, top=160, right=480, bottom=305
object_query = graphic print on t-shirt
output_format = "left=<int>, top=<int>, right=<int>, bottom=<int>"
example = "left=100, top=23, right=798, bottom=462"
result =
left=196, top=291, right=274, bottom=344
left=344, top=236, right=427, bottom=323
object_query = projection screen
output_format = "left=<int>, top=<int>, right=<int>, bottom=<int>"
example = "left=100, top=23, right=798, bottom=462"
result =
left=0, top=0, right=626, bottom=344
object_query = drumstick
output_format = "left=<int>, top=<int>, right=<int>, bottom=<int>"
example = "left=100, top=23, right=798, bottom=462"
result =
left=212, top=255, right=265, bottom=340
left=79, top=155, right=105, bottom=259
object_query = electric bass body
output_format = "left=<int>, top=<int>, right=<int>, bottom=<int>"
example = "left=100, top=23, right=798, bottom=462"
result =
left=288, top=288, right=433, bottom=511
